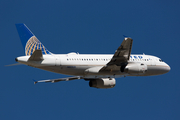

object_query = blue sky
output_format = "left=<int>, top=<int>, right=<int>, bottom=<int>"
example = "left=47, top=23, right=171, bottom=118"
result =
left=1, top=0, right=180, bottom=120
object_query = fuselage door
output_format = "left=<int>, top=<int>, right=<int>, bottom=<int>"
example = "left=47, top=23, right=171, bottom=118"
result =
left=151, top=58, right=156, bottom=66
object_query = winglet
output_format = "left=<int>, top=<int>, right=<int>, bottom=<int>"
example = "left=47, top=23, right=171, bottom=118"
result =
left=123, top=35, right=131, bottom=39
left=123, top=35, right=128, bottom=38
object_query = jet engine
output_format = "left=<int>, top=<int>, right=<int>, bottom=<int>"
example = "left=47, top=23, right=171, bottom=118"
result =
left=89, top=78, right=116, bottom=89
left=122, top=63, right=147, bottom=74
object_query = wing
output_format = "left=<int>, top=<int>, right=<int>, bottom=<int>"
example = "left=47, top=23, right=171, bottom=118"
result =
left=100, top=37, right=133, bottom=71
left=34, top=76, right=82, bottom=84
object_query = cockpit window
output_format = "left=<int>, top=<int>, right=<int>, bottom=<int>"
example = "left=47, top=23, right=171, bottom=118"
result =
left=159, top=59, right=163, bottom=62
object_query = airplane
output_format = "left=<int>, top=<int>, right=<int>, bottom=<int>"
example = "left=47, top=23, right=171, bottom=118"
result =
left=14, top=23, right=170, bottom=89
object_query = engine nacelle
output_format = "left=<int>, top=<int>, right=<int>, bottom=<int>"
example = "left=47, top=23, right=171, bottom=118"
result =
left=124, top=63, right=147, bottom=74
left=89, top=78, right=116, bottom=89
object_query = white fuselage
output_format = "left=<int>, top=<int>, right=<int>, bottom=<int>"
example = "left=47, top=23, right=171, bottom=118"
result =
left=16, top=52, right=170, bottom=79
left=14, top=24, right=171, bottom=88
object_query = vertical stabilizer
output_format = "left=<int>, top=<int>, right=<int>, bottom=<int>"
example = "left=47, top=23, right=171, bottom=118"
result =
left=15, top=23, right=51, bottom=56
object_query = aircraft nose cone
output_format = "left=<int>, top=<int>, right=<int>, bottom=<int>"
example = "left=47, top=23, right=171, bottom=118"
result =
left=163, top=64, right=171, bottom=74
left=166, top=65, right=171, bottom=72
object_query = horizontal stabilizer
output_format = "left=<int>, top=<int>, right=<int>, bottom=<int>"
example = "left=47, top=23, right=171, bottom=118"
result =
left=28, top=49, right=43, bottom=61
left=34, top=76, right=82, bottom=84
left=5, top=63, right=23, bottom=66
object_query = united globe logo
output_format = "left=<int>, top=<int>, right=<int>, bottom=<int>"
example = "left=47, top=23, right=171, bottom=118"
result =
left=25, top=36, right=51, bottom=56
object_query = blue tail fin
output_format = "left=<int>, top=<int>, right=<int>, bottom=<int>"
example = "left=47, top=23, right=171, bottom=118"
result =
left=15, top=23, right=51, bottom=56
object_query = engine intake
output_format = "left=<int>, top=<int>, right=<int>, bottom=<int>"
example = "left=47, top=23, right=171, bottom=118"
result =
left=89, top=78, right=116, bottom=89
